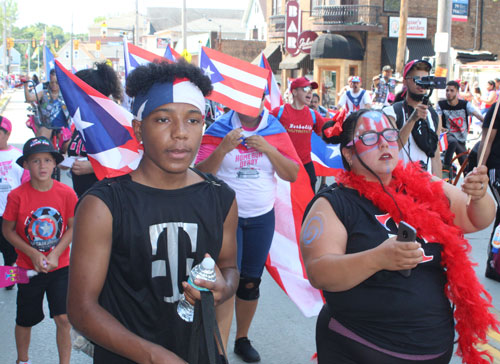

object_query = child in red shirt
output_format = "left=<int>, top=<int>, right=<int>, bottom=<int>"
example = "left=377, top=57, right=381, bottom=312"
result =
left=2, top=136, right=77, bottom=364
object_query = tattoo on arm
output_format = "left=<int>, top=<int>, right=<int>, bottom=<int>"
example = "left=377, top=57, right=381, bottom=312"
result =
left=302, top=215, right=324, bottom=245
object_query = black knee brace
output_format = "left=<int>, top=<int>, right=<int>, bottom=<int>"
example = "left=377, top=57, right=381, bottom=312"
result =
left=236, top=276, right=261, bottom=301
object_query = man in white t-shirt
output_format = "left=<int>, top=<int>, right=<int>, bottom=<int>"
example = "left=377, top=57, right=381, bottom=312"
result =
left=337, top=76, right=372, bottom=116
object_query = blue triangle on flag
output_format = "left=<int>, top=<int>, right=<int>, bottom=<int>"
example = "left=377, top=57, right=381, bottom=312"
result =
left=199, top=49, right=224, bottom=84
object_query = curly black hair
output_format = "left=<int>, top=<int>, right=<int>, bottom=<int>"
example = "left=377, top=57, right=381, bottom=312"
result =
left=125, top=60, right=212, bottom=98
left=75, top=62, right=123, bottom=102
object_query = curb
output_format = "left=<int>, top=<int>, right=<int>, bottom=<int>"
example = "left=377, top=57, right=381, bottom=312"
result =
left=0, top=94, right=12, bottom=114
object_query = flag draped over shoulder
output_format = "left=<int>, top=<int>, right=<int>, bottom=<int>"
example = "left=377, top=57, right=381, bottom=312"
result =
left=201, top=111, right=323, bottom=317
left=123, top=41, right=171, bottom=77
left=55, top=60, right=143, bottom=180
left=199, top=46, right=269, bottom=117
left=258, top=52, right=283, bottom=111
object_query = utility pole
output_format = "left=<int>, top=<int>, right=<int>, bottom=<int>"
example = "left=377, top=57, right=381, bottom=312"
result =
left=70, top=12, right=74, bottom=72
left=435, top=0, right=452, bottom=78
left=2, top=0, right=6, bottom=76
left=182, top=0, right=187, bottom=51
left=135, top=0, right=139, bottom=45
left=395, top=0, right=408, bottom=76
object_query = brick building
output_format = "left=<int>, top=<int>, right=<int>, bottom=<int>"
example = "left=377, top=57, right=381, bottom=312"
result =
left=266, top=0, right=500, bottom=106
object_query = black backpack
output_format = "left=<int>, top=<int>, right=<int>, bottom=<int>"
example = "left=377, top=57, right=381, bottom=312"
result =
left=392, top=101, right=439, bottom=158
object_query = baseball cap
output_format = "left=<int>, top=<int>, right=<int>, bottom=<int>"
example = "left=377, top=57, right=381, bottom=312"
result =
left=0, top=116, right=12, bottom=133
left=350, top=76, right=361, bottom=83
left=16, top=137, right=64, bottom=167
left=290, top=77, right=318, bottom=91
left=403, top=59, right=432, bottom=79
left=382, top=65, right=393, bottom=72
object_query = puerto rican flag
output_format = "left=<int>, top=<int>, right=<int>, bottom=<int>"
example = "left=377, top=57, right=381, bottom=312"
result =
left=199, top=111, right=323, bottom=317
left=199, top=46, right=269, bottom=117
left=311, top=133, right=343, bottom=176
left=439, top=132, right=449, bottom=152
left=258, top=52, right=283, bottom=111
left=55, top=60, right=143, bottom=180
left=164, top=44, right=181, bottom=62
left=44, top=46, right=55, bottom=81
left=123, top=40, right=172, bottom=78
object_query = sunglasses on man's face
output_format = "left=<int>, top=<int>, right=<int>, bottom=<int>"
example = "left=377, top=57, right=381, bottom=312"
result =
left=300, top=86, right=312, bottom=93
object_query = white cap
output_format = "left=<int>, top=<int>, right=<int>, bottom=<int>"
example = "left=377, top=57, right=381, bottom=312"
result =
left=201, top=257, right=215, bottom=270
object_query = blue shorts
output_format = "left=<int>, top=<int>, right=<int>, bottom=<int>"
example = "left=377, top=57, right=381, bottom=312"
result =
left=237, top=208, right=275, bottom=278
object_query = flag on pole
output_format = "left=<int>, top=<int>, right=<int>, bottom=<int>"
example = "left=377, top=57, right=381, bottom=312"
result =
left=55, top=60, right=143, bottom=180
left=44, top=46, right=55, bottom=81
left=164, top=44, right=181, bottom=62
left=123, top=40, right=172, bottom=78
left=258, top=52, right=283, bottom=111
left=199, top=46, right=269, bottom=117
left=199, top=111, right=323, bottom=317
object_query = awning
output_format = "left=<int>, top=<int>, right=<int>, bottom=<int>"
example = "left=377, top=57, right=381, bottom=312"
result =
left=252, top=43, right=282, bottom=73
left=279, top=52, right=311, bottom=70
left=310, top=34, right=364, bottom=60
left=381, top=38, right=435, bottom=68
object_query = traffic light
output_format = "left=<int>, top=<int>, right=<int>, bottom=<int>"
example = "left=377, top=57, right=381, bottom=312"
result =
left=95, top=40, right=101, bottom=51
left=55, top=39, right=59, bottom=49
left=6, top=38, right=14, bottom=50
left=31, top=38, right=36, bottom=48
left=73, top=39, right=79, bottom=50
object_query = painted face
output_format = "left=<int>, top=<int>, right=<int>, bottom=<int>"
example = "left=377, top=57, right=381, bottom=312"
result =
left=133, top=102, right=204, bottom=175
left=349, top=111, right=399, bottom=178
left=445, top=86, right=458, bottom=102
left=24, top=152, right=56, bottom=182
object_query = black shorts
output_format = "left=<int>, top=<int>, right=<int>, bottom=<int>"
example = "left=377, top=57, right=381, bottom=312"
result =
left=16, top=266, right=69, bottom=327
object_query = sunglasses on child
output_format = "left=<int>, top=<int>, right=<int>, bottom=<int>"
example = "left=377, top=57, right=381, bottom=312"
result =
left=347, top=128, right=399, bottom=147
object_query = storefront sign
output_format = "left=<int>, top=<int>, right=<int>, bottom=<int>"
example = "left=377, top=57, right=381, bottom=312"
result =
left=389, top=17, right=427, bottom=39
left=452, top=0, right=469, bottom=22
left=297, top=31, right=317, bottom=55
left=285, top=1, right=301, bottom=55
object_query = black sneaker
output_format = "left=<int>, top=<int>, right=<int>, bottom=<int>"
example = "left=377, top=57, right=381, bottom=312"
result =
left=234, top=337, right=260, bottom=363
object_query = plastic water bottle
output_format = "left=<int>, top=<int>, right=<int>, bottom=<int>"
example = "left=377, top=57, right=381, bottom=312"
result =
left=177, top=257, right=217, bottom=322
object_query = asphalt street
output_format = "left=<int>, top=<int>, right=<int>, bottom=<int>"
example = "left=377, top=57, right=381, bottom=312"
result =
left=0, top=89, right=499, bottom=363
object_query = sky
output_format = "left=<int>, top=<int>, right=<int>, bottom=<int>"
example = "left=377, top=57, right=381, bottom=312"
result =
left=16, top=0, right=247, bottom=34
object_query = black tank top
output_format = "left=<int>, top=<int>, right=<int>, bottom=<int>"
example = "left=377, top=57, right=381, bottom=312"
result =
left=312, top=185, right=454, bottom=355
left=86, top=171, right=235, bottom=364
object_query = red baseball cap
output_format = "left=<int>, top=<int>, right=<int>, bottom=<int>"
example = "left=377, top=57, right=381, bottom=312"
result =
left=290, top=77, right=318, bottom=91
left=0, top=116, right=12, bottom=133
left=403, top=59, right=432, bottom=79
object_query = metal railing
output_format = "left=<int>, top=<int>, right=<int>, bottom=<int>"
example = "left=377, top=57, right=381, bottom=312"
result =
left=311, top=5, right=381, bottom=27
left=269, top=14, right=286, bottom=33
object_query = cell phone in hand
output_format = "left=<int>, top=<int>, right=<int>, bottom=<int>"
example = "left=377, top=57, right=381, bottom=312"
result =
left=396, top=221, right=417, bottom=278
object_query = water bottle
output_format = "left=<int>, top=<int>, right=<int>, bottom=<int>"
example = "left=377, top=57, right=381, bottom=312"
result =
left=177, top=257, right=217, bottom=322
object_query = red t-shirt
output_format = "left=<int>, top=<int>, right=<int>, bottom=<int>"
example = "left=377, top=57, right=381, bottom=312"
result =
left=3, top=180, right=78, bottom=270
left=271, top=104, right=324, bottom=164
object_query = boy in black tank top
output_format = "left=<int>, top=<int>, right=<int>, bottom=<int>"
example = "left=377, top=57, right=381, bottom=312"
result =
left=68, top=62, right=238, bottom=364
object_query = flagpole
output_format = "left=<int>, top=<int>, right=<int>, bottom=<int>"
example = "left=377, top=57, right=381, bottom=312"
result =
left=70, top=11, right=74, bottom=71
left=27, top=44, right=30, bottom=75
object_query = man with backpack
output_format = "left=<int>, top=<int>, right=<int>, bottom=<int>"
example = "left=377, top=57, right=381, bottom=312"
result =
left=271, top=77, right=326, bottom=191
left=437, top=80, right=484, bottom=179
left=383, top=59, right=442, bottom=176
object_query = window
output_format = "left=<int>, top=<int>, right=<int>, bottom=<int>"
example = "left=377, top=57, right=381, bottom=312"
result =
left=252, top=27, right=258, bottom=40
left=272, top=0, right=282, bottom=15
left=384, top=0, right=400, bottom=12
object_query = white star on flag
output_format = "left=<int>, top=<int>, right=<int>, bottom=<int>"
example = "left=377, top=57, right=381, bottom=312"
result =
left=326, top=145, right=341, bottom=160
left=203, top=65, right=214, bottom=79
left=72, top=107, right=94, bottom=142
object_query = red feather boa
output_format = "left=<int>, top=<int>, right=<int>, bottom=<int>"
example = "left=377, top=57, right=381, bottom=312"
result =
left=335, top=162, right=498, bottom=364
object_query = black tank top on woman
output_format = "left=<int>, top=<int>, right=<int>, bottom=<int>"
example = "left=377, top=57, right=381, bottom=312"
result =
left=85, top=171, right=235, bottom=364
left=313, top=185, right=454, bottom=355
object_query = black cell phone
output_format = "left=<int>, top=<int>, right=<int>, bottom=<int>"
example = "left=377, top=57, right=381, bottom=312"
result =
left=396, top=221, right=417, bottom=278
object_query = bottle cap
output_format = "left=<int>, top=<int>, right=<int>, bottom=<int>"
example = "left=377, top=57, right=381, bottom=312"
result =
left=201, top=257, right=215, bottom=270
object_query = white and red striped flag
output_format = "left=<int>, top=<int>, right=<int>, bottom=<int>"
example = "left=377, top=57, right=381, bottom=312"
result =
left=123, top=41, right=172, bottom=78
left=199, top=46, right=269, bottom=117
left=439, top=132, right=448, bottom=152
left=258, top=52, right=283, bottom=111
